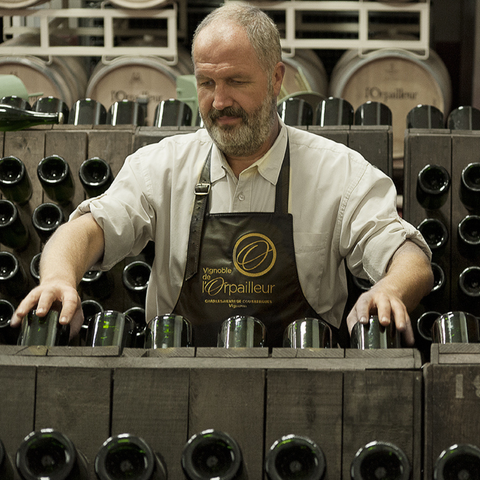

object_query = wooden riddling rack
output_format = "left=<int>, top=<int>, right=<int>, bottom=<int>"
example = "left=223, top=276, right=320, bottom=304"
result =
left=403, top=129, right=480, bottom=324
left=0, top=347, right=423, bottom=480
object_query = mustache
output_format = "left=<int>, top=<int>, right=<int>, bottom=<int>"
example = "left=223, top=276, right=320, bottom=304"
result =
left=208, top=106, right=248, bottom=122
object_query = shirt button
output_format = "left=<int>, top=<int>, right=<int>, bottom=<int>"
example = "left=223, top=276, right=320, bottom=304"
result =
left=238, top=193, right=245, bottom=201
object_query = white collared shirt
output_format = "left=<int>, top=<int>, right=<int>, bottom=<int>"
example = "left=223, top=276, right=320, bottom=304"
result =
left=72, top=118, right=430, bottom=328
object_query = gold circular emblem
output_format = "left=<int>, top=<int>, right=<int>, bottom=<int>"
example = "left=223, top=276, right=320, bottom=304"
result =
left=233, top=233, right=277, bottom=277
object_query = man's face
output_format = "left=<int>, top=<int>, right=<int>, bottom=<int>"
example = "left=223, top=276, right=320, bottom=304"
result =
left=193, top=21, right=282, bottom=159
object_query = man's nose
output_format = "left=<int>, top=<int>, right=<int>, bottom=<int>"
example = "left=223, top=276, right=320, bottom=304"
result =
left=212, top=84, right=234, bottom=111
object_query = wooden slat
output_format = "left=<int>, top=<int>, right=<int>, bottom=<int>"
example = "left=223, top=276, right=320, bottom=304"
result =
left=35, top=365, right=112, bottom=475
left=111, top=367, right=189, bottom=480
left=342, top=370, right=422, bottom=480
left=0, top=365, right=36, bottom=455
left=189, top=368, right=265, bottom=479
left=265, top=369, right=343, bottom=480
left=424, top=364, right=480, bottom=478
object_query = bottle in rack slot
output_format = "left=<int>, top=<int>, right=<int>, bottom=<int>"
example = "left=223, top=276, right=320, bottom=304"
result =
left=16, top=429, right=89, bottom=480
left=433, top=443, right=480, bottom=480
left=315, top=97, right=354, bottom=126
left=416, top=164, right=450, bottom=210
left=33, top=96, right=70, bottom=124
left=123, top=306, right=147, bottom=348
left=417, top=218, right=449, bottom=252
left=350, top=440, right=410, bottom=480
left=37, top=155, right=75, bottom=205
left=123, top=260, right=151, bottom=304
left=181, top=429, right=244, bottom=480
left=0, top=251, right=28, bottom=299
left=0, top=199, right=30, bottom=250
left=80, top=299, right=104, bottom=345
left=0, top=298, right=18, bottom=345
left=108, top=100, right=146, bottom=126
left=95, top=433, right=167, bottom=480
left=460, top=163, right=480, bottom=211
left=458, top=266, right=480, bottom=298
left=0, top=155, right=33, bottom=205
left=447, top=105, right=480, bottom=130
left=354, top=101, right=392, bottom=126
left=265, top=434, right=326, bottom=480
left=78, top=157, right=114, bottom=198
left=32, top=203, right=64, bottom=242
left=1, top=95, right=31, bottom=110
left=406, top=104, right=444, bottom=129
left=69, top=99, right=107, bottom=126
left=0, top=104, right=64, bottom=132
left=29, top=253, right=41, bottom=284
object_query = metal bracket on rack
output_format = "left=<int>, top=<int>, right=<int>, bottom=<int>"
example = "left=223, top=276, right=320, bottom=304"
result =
left=226, top=0, right=430, bottom=58
left=0, top=2, right=178, bottom=61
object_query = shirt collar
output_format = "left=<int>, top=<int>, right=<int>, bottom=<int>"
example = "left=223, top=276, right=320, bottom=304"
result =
left=209, top=116, right=288, bottom=185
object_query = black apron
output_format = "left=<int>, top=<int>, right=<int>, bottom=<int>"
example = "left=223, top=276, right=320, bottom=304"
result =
left=173, top=141, right=319, bottom=347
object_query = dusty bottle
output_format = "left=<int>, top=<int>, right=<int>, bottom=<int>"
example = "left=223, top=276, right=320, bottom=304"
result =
left=122, top=261, right=151, bottom=303
left=416, top=164, right=450, bottom=210
left=16, top=429, right=88, bottom=480
left=0, top=155, right=33, bottom=205
left=78, top=157, right=114, bottom=198
left=37, top=155, right=75, bottom=205
left=95, top=433, right=167, bottom=480
left=265, top=434, right=326, bottom=480
left=181, top=429, right=243, bottom=480
left=32, top=202, right=64, bottom=242
left=0, top=104, right=63, bottom=132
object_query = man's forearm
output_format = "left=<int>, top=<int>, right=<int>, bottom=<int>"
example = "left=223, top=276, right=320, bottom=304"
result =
left=39, top=213, right=105, bottom=288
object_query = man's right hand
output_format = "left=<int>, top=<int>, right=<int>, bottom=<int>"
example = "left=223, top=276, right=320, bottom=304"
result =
left=11, top=282, right=84, bottom=338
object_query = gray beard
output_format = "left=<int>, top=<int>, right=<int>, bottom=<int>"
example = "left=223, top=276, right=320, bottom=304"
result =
left=202, top=95, right=277, bottom=158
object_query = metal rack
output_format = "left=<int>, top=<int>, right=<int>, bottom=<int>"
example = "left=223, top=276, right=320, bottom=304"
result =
left=0, top=0, right=430, bottom=60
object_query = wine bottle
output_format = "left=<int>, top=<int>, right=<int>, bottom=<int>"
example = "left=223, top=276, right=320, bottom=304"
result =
left=416, top=164, right=450, bottom=210
left=123, top=306, right=147, bottom=348
left=283, top=317, right=332, bottom=349
left=68, top=98, right=107, bottom=125
left=80, top=269, right=114, bottom=300
left=265, top=434, right=326, bottom=480
left=460, top=163, right=480, bottom=211
left=0, top=438, right=16, bottom=479
left=29, top=252, right=41, bottom=284
left=85, top=310, right=136, bottom=351
left=107, top=100, right=146, bottom=126
left=33, top=96, right=70, bottom=124
left=350, top=315, right=401, bottom=349
left=0, top=298, right=18, bottom=345
left=78, top=157, right=114, bottom=198
left=154, top=99, right=193, bottom=127
left=433, top=443, right=480, bottom=480
left=354, top=101, right=392, bottom=126
left=181, top=429, right=243, bottom=480
left=17, top=306, right=70, bottom=347
left=145, top=314, right=192, bottom=349
left=1, top=95, right=32, bottom=110
left=458, top=215, right=480, bottom=247
left=416, top=311, right=441, bottom=343
left=417, top=218, right=449, bottom=251
left=0, top=199, right=29, bottom=250
left=32, top=203, right=64, bottom=242
left=37, top=155, right=75, bottom=205
left=350, top=441, right=410, bottom=480
left=406, top=104, right=444, bottom=129
left=217, top=315, right=266, bottom=348
left=315, top=97, right=354, bottom=126
left=95, top=433, right=167, bottom=480
left=0, top=251, right=28, bottom=299
left=458, top=266, right=480, bottom=298
left=0, top=103, right=63, bottom=132
left=277, top=97, right=313, bottom=127
left=429, top=262, right=445, bottom=294
left=123, top=261, right=151, bottom=304
left=432, top=311, right=480, bottom=344
left=16, top=428, right=89, bottom=480
left=0, top=155, right=33, bottom=205
left=80, top=299, right=103, bottom=345
left=447, top=105, right=480, bottom=130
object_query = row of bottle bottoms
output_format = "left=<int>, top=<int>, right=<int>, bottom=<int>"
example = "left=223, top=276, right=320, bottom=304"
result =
left=2, top=305, right=480, bottom=350
left=5, top=94, right=480, bottom=131
left=1, top=427, right=477, bottom=480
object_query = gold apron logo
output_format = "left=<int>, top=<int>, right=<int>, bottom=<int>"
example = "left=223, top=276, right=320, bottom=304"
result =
left=233, top=233, right=276, bottom=277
